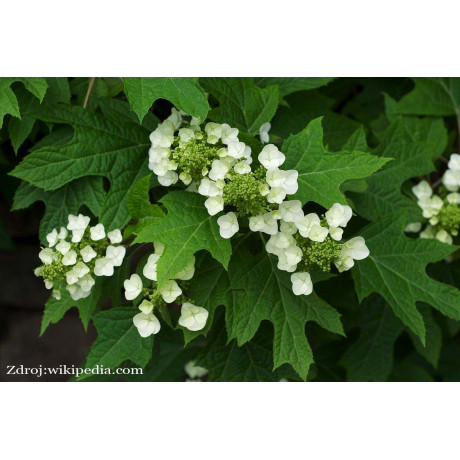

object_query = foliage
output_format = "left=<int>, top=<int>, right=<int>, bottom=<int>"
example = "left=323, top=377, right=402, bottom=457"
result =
left=3, top=76, right=460, bottom=382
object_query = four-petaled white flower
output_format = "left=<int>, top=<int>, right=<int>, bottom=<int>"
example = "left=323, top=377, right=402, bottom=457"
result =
left=160, top=280, right=182, bottom=303
left=258, top=144, right=285, bottom=169
left=279, top=200, right=304, bottom=223
left=340, top=236, right=370, bottom=261
left=90, top=223, right=106, bottom=241
left=133, top=312, right=161, bottom=337
left=94, top=257, right=114, bottom=277
left=204, top=195, right=225, bottom=216
left=412, top=180, right=432, bottom=200
left=67, top=214, right=90, bottom=231
left=62, top=250, right=77, bottom=266
left=143, top=254, right=160, bottom=281
left=46, top=229, right=59, bottom=247
left=124, top=273, right=143, bottom=300
left=217, top=212, right=239, bottom=239
left=105, top=245, right=126, bottom=267
left=325, top=203, right=353, bottom=228
left=56, top=240, right=71, bottom=255
left=178, top=303, right=209, bottom=331
left=290, top=272, right=313, bottom=296
left=80, top=245, right=97, bottom=263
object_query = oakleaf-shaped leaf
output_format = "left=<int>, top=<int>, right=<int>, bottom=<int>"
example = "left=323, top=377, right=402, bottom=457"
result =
left=83, top=307, right=153, bottom=371
left=225, top=243, right=344, bottom=380
left=282, top=118, right=390, bottom=208
left=351, top=115, right=447, bottom=222
left=352, top=212, right=460, bottom=344
left=394, top=77, right=460, bottom=116
left=10, top=101, right=153, bottom=230
left=255, top=77, right=335, bottom=97
left=122, top=77, right=209, bottom=123
left=133, top=191, right=232, bottom=288
left=200, top=77, right=279, bottom=135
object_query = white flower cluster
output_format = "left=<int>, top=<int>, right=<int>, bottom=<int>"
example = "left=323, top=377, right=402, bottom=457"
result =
left=263, top=202, right=369, bottom=296
left=406, top=154, right=460, bottom=245
left=35, top=214, right=124, bottom=301
left=126, top=243, right=209, bottom=338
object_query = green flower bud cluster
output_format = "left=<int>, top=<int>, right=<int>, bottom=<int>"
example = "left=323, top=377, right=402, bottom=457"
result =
left=294, top=233, right=341, bottom=272
left=436, top=202, right=460, bottom=235
left=172, top=137, right=221, bottom=183
left=223, top=170, right=272, bottom=217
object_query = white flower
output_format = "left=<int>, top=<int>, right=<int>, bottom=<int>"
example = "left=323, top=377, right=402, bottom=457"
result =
left=55, top=240, right=71, bottom=255
left=234, top=160, right=251, bottom=175
left=420, top=225, right=436, bottom=239
left=73, top=261, right=90, bottom=278
left=266, top=168, right=286, bottom=188
left=44, top=280, right=54, bottom=289
left=285, top=245, right=303, bottom=265
left=217, top=212, right=239, bottom=239
left=412, top=180, right=433, bottom=200
left=124, top=274, right=143, bottom=300
left=67, top=214, right=90, bottom=231
left=150, top=121, right=174, bottom=148
left=283, top=170, right=299, bottom=195
left=149, top=146, right=170, bottom=165
left=179, top=172, right=193, bottom=185
left=185, top=360, right=208, bottom=379
left=151, top=158, right=170, bottom=176
left=262, top=213, right=279, bottom=235
left=446, top=192, right=460, bottom=204
left=160, top=280, right=182, bottom=303
left=71, top=228, right=85, bottom=243
left=430, top=216, right=439, bottom=226
left=107, top=229, right=123, bottom=244
left=52, top=290, right=61, bottom=300
left=249, top=215, right=266, bottom=232
left=167, top=108, right=182, bottom=129
left=308, top=225, right=329, bottom=242
left=198, top=178, right=222, bottom=197
left=90, top=223, right=106, bottom=241
left=341, top=236, right=370, bottom=261
left=178, top=128, right=194, bottom=143
left=279, top=200, right=304, bottom=223
left=80, top=245, right=97, bottom=263
left=38, top=248, right=55, bottom=265
left=448, top=153, right=460, bottom=171
left=419, top=195, right=444, bottom=218
left=143, top=254, right=160, bottom=281
left=209, top=160, right=230, bottom=181
left=277, top=256, right=297, bottom=273
left=267, top=187, right=287, bottom=204
left=174, top=256, right=196, bottom=281
left=205, top=122, right=222, bottom=144
left=280, top=220, right=297, bottom=234
left=58, top=227, right=68, bottom=239
left=133, top=312, right=161, bottom=337
left=106, top=245, right=126, bottom=267
left=329, top=226, right=344, bottom=241
left=94, top=257, right=114, bottom=277
left=325, top=203, right=353, bottom=228
left=178, top=303, right=208, bottom=331
left=138, top=299, right=154, bottom=314
left=66, top=284, right=89, bottom=301
left=296, top=213, right=321, bottom=238
left=66, top=269, right=79, bottom=285
left=204, top=195, right=225, bottom=217
left=436, top=230, right=453, bottom=244
left=46, top=229, right=59, bottom=247
left=158, top=170, right=178, bottom=186
left=405, top=222, right=422, bottom=233
left=221, top=124, right=239, bottom=144
left=34, top=267, right=42, bottom=277
left=258, top=144, right=285, bottom=169
left=259, top=122, right=271, bottom=144
left=259, top=183, right=270, bottom=196
left=78, top=274, right=95, bottom=292
left=442, top=170, right=460, bottom=192
left=334, top=255, right=355, bottom=273
left=271, top=232, right=295, bottom=249
left=62, top=250, right=77, bottom=266
left=290, top=272, right=313, bottom=296
left=227, top=141, right=246, bottom=159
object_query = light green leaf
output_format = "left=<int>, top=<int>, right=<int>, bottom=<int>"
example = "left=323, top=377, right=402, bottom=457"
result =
left=200, top=77, right=279, bottom=134
left=352, top=212, right=460, bottom=344
left=122, top=77, right=209, bottom=123
left=255, top=77, right=335, bottom=97
left=133, top=191, right=232, bottom=288
left=282, top=118, right=390, bottom=208
left=83, top=307, right=153, bottom=370
left=10, top=101, right=152, bottom=230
